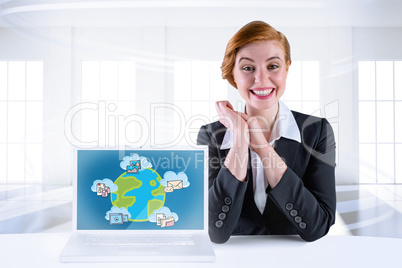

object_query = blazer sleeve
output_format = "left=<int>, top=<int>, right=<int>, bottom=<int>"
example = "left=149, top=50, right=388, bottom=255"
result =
left=197, top=124, right=248, bottom=244
left=268, top=118, right=336, bottom=242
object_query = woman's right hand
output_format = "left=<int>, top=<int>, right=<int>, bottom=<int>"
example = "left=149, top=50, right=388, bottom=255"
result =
left=215, top=101, right=249, bottom=142
left=215, top=101, right=249, bottom=181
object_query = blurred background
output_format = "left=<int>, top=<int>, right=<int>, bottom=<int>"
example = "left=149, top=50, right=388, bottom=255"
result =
left=1, top=0, right=401, bottom=236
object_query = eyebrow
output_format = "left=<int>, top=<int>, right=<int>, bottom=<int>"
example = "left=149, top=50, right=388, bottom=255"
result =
left=238, top=56, right=283, bottom=63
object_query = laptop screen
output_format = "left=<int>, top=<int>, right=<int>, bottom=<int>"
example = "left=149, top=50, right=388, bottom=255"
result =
left=76, top=149, right=206, bottom=231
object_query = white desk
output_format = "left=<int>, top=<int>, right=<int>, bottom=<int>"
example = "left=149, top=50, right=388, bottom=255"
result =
left=1, top=233, right=399, bottom=268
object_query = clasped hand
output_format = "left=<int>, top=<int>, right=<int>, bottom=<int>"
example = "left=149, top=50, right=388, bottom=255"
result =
left=216, top=100, right=287, bottom=187
left=215, top=101, right=271, bottom=154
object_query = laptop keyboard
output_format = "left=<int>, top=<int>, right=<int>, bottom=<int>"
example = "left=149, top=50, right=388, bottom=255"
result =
left=84, top=234, right=195, bottom=246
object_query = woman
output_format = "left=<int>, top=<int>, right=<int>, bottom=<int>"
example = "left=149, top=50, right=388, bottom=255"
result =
left=197, top=21, right=336, bottom=243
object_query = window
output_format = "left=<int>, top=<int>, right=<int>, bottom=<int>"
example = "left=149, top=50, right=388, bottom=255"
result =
left=0, top=61, right=43, bottom=183
left=282, top=61, right=321, bottom=116
left=173, top=61, right=227, bottom=144
left=358, top=61, right=402, bottom=184
left=81, top=61, right=136, bottom=148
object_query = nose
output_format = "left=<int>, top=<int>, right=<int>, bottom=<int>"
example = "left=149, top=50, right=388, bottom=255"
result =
left=254, top=68, right=269, bottom=84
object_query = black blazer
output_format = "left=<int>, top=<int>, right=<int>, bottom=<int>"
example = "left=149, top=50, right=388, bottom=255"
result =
left=197, top=110, right=336, bottom=243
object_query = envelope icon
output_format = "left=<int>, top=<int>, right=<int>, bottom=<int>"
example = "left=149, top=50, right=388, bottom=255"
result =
left=164, top=186, right=173, bottom=193
left=168, top=180, right=183, bottom=190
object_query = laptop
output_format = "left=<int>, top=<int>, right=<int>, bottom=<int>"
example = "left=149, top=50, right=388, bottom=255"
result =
left=60, top=146, right=215, bottom=262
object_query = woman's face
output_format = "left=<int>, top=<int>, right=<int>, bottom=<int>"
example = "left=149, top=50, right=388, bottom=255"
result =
left=233, top=40, right=289, bottom=113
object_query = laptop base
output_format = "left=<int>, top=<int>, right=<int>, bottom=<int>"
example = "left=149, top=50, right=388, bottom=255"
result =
left=60, top=233, right=215, bottom=263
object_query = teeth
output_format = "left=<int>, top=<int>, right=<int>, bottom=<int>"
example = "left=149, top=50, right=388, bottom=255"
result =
left=253, top=89, right=273, bottom=96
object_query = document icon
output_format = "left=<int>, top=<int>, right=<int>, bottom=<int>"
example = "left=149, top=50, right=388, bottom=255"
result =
left=156, top=213, right=165, bottom=226
left=168, top=180, right=183, bottom=190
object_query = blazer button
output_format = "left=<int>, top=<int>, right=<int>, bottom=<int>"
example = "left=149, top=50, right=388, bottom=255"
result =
left=294, top=216, right=302, bottom=223
left=222, top=205, right=230, bottom=213
left=215, top=220, right=223, bottom=228
left=299, top=222, right=307, bottom=229
left=218, top=213, right=226, bottom=220
left=290, top=209, right=298, bottom=217
left=224, top=197, right=232, bottom=205
left=285, top=203, right=293, bottom=211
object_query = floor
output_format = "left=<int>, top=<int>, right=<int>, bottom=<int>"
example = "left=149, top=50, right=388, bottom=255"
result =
left=1, top=184, right=402, bottom=238
left=334, top=184, right=402, bottom=238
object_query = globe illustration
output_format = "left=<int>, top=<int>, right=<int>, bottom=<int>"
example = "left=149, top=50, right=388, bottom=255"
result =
left=110, top=168, right=165, bottom=222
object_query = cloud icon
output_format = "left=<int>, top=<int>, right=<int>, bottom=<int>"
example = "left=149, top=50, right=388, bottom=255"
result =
left=91, top=178, right=118, bottom=192
left=148, top=206, right=178, bottom=223
left=120, top=153, right=153, bottom=171
left=105, top=206, right=131, bottom=220
left=160, top=171, right=190, bottom=188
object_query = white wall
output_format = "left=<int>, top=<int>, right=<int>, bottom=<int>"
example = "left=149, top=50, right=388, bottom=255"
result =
left=1, top=21, right=402, bottom=185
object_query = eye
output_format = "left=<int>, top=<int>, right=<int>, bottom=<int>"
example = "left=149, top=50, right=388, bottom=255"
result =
left=242, top=66, right=254, bottom=72
left=268, top=64, right=279, bottom=70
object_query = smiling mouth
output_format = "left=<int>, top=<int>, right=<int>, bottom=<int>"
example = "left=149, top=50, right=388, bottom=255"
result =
left=250, top=88, right=275, bottom=97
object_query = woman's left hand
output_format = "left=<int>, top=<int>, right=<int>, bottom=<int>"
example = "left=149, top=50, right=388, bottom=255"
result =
left=238, top=112, right=287, bottom=188
left=237, top=112, right=270, bottom=154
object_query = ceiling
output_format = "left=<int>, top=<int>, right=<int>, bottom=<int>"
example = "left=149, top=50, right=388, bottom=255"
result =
left=1, top=0, right=402, bottom=28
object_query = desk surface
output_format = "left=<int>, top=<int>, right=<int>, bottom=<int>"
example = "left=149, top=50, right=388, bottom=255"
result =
left=1, top=233, right=399, bottom=268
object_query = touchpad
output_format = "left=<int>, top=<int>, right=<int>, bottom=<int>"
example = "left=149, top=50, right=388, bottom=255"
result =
left=118, top=246, right=160, bottom=255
